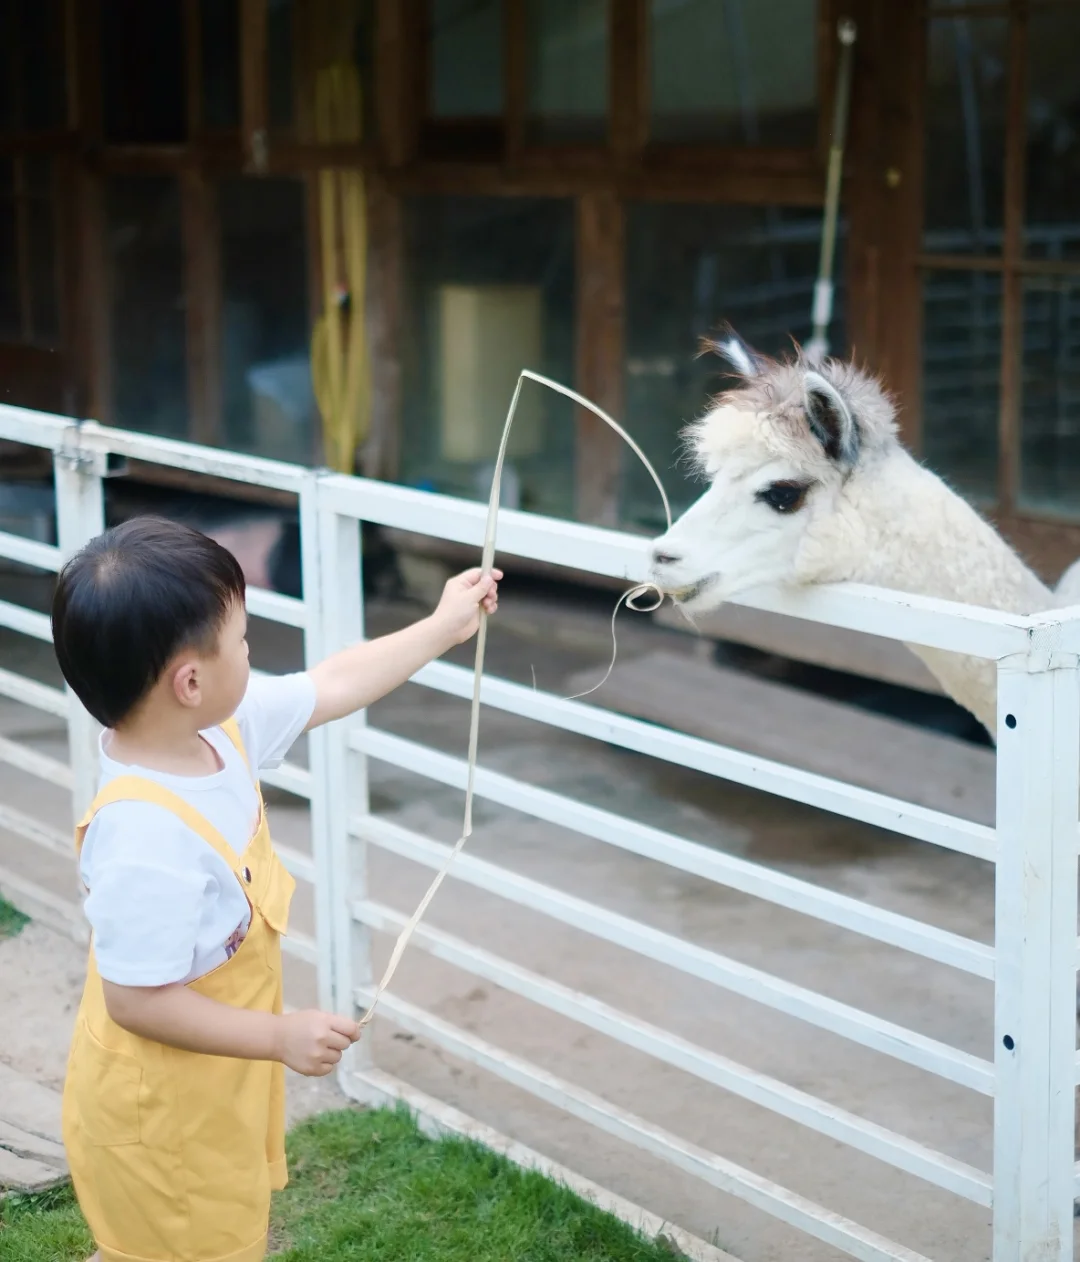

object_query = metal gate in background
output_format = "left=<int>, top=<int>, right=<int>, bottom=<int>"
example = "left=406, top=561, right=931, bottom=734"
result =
left=0, top=402, right=1078, bottom=1262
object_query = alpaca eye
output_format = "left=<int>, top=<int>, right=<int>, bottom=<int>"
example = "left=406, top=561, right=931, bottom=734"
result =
left=756, top=482, right=808, bottom=514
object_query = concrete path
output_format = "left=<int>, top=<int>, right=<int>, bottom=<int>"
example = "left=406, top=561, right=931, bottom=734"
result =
left=0, top=574, right=1066, bottom=1260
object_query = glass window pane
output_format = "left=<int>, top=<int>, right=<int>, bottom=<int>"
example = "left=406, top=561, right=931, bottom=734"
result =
left=268, top=0, right=294, bottom=131
left=107, top=176, right=189, bottom=437
left=1019, top=277, right=1080, bottom=517
left=430, top=0, right=503, bottom=118
left=402, top=197, right=576, bottom=520
left=102, top=0, right=186, bottom=143
left=622, top=202, right=842, bottom=531
left=26, top=156, right=58, bottom=346
left=527, top=0, right=607, bottom=144
left=649, top=0, right=817, bottom=147
left=0, top=5, right=13, bottom=131
left=923, top=15, right=1007, bottom=255
left=0, top=159, right=18, bottom=340
left=920, top=269, right=1000, bottom=504
left=15, top=0, right=66, bottom=130
left=1025, top=6, right=1080, bottom=261
left=200, top=0, right=240, bottom=129
left=219, top=177, right=313, bottom=464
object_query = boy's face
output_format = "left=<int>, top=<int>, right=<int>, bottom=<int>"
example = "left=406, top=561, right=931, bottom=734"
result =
left=197, top=601, right=251, bottom=725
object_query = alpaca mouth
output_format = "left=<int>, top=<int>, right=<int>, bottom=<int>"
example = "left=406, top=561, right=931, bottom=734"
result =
left=669, top=575, right=718, bottom=605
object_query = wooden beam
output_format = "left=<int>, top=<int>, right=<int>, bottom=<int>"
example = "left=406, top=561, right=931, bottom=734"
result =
left=610, top=0, right=645, bottom=163
left=184, top=0, right=203, bottom=137
left=575, top=189, right=624, bottom=527
left=845, top=0, right=923, bottom=449
left=375, top=0, right=421, bottom=167
left=71, top=0, right=102, bottom=139
left=504, top=0, right=527, bottom=160
left=180, top=168, right=222, bottom=447
left=240, top=0, right=268, bottom=171
left=76, top=168, right=110, bottom=422
left=364, top=175, right=402, bottom=481
left=999, top=1, right=1027, bottom=514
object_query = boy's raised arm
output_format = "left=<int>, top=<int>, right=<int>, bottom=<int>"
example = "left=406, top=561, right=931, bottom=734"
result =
left=304, top=567, right=500, bottom=729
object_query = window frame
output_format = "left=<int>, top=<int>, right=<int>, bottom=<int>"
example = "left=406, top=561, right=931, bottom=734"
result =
left=917, top=0, right=1080, bottom=546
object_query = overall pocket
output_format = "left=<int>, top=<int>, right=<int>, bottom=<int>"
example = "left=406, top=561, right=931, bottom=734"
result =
left=70, top=1022, right=143, bottom=1146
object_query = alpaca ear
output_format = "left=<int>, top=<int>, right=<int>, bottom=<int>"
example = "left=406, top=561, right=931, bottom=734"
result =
left=701, top=328, right=763, bottom=378
left=803, top=371, right=859, bottom=467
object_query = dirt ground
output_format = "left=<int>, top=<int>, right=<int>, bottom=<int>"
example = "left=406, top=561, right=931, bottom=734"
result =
left=0, top=566, right=1070, bottom=1262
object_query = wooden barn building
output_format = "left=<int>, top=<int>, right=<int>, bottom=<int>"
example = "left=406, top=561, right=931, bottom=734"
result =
left=1, top=0, right=1078, bottom=583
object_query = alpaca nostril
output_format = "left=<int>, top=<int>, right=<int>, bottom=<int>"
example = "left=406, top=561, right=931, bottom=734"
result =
left=653, top=550, right=680, bottom=568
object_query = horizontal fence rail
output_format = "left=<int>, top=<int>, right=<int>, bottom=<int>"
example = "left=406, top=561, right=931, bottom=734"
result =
left=350, top=813, right=996, bottom=1095
left=1, top=406, right=1078, bottom=1260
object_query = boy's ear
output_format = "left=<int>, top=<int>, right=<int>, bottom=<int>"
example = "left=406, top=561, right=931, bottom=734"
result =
left=171, top=659, right=202, bottom=708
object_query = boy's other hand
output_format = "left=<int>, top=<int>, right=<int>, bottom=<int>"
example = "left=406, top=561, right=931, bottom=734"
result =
left=432, top=568, right=502, bottom=646
left=276, top=1009, right=360, bottom=1077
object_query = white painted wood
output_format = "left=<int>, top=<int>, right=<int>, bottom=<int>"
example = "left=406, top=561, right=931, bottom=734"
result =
left=991, top=658, right=1080, bottom=1262
left=0, top=802, right=71, bottom=857
left=53, top=445, right=105, bottom=823
left=295, top=475, right=335, bottom=1011
left=352, top=815, right=994, bottom=1094
left=357, top=899, right=992, bottom=1205
left=0, top=735, right=72, bottom=789
left=0, top=403, right=71, bottom=448
left=563, top=651, right=995, bottom=827
left=0, top=529, right=61, bottom=572
left=316, top=507, right=371, bottom=1036
left=0, top=667, right=67, bottom=717
left=259, top=759, right=311, bottom=799
left=412, top=659, right=997, bottom=860
left=273, top=842, right=316, bottom=884
left=653, top=599, right=943, bottom=694
left=350, top=726, right=994, bottom=977
left=343, top=1065, right=742, bottom=1262
left=246, top=586, right=308, bottom=628
left=318, top=474, right=1038, bottom=659
left=0, top=597, right=51, bottom=641
left=357, top=988, right=935, bottom=1262
left=281, top=930, right=318, bottom=965
left=74, top=420, right=308, bottom=494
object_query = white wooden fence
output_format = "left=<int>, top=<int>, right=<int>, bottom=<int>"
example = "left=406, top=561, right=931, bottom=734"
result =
left=0, top=403, right=1078, bottom=1262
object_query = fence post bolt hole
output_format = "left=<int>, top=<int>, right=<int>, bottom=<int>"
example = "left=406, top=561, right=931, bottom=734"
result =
left=1003, top=1035, right=1015, bottom=1051
left=1005, top=714, right=1017, bottom=729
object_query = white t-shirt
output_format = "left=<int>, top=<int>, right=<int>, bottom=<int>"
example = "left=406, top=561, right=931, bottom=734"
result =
left=80, top=673, right=316, bottom=987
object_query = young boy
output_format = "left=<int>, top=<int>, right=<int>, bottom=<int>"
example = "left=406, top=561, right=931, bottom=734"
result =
left=51, top=515, right=500, bottom=1262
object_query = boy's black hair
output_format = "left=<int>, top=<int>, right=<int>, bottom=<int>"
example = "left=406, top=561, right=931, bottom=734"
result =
left=52, top=515, right=246, bottom=728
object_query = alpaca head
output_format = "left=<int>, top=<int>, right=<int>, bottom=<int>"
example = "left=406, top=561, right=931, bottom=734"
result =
left=650, top=331, right=899, bottom=613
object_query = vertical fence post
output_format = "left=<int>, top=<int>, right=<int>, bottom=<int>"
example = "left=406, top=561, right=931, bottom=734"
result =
left=53, top=434, right=106, bottom=823
left=298, top=473, right=336, bottom=1013
left=316, top=496, right=373, bottom=1063
left=993, top=640, right=1079, bottom=1262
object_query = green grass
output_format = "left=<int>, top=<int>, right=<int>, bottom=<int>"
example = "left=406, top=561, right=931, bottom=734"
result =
left=0, top=896, right=29, bottom=940
left=0, top=1108, right=687, bottom=1262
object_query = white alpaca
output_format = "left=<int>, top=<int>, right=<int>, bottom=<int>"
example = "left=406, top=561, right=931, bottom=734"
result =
left=649, top=332, right=1074, bottom=741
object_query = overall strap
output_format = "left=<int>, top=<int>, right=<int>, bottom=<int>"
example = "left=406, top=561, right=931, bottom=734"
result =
left=75, top=775, right=242, bottom=876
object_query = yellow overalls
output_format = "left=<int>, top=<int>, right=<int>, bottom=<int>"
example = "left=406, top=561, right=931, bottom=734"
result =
left=62, top=719, right=296, bottom=1262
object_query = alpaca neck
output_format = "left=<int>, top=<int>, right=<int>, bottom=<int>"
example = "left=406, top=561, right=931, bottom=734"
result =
left=799, top=448, right=1051, bottom=736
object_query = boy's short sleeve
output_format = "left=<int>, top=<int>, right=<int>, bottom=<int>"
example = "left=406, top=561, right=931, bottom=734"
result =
left=81, top=804, right=210, bottom=986
left=233, top=672, right=316, bottom=772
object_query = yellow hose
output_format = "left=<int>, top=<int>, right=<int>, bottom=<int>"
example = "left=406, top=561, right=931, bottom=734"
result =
left=311, top=55, right=370, bottom=473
